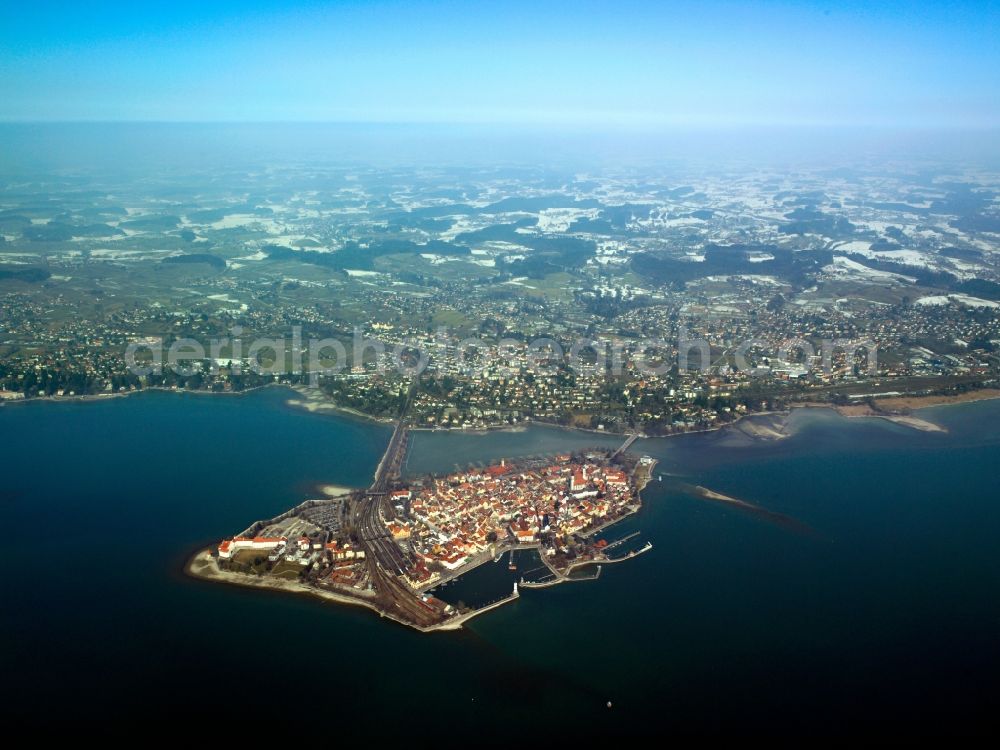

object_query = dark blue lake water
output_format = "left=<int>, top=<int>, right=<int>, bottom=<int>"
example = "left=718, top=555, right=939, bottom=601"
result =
left=2, top=388, right=998, bottom=734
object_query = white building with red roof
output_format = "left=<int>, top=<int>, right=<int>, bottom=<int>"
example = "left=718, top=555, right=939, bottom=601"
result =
left=217, top=536, right=287, bottom=559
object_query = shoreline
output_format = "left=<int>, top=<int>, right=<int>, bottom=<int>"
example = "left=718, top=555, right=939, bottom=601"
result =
left=184, top=546, right=484, bottom=633
left=318, top=484, right=356, bottom=498
left=185, top=546, right=382, bottom=613
left=284, top=384, right=396, bottom=424
left=0, top=380, right=288, bottom=407
left=8, top=379, right=1000, bottom=443
left=790, top=403, right=948, bottom=433
left=792, top=389, right=1000, bottom=433
left=879, top=389, right=1000, bottom=413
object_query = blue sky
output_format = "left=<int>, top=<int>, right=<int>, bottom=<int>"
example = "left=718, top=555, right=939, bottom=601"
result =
left=1, top=0, right=997, bottom=127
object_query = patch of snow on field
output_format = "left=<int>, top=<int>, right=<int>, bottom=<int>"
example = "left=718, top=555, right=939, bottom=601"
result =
left=854, top=220, right=902, bottom=234
left=916, top=294, right=1000, bottom=309
left=852, top=247, right=935, bottom=268
left=483, top=242, right=532, bottom=254
left=440, top=216, right=486, bottom=241
left=834, top=240, right=873, bottom=253
left=233, top=250, right=267, bottom=262
left=638, top=215, right=705, bottom=230
left=344, top=269, right=381, bottom=277
left=89, top=248, right=175, bottom=261
left=536, top=208, right=598, bottom=233
left=825, top=256, right=916, bottom=283
left=703, top=274, right=782, bottom=285
left=260, top=235, right=329, bottom=250
left=503, top=277, right=536, bottom=288
left=207, top=214, right=285, bottom=233
left=943, top=259, right=984, bottom=280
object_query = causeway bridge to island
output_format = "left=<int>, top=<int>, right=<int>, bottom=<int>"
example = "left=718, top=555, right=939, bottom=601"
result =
left=612, top=432, right=640, bottom=458
left=370, top=418, right=409, bottom=495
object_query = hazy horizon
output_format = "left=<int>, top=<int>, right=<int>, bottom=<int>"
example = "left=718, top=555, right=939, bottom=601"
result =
left=4, top=122, right=1000, bottom=175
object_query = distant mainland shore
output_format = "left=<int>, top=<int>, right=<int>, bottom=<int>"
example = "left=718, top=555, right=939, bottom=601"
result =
left=8, top=378, right=1000, bottom=441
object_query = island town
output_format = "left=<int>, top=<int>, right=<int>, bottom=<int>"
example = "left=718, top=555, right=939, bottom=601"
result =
left=188, top=427, right=655, bottom=631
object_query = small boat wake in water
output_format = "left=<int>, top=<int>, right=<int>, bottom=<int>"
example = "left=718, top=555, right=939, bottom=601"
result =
left=670, top=480, right=813, bottom=534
